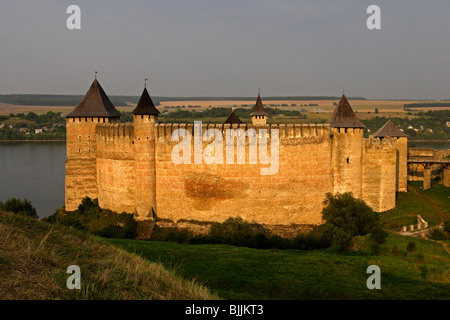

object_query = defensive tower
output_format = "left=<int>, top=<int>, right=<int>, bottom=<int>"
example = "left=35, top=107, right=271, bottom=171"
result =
left=65, top=78, right=121, bottom=210
left=327, top=94, right=366, bottom=198
left=250, top=91, right=268, bottom=126
left=131, top=84, right=160, bottom=237
left=373, top=120, right=408, bottom=192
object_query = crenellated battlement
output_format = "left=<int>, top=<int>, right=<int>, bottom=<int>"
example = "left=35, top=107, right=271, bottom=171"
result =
left=364, top=136, right=398, bottom=149
left=154, top=122, right=332, bottom=143
left=95, top=122, right=134, bottom=140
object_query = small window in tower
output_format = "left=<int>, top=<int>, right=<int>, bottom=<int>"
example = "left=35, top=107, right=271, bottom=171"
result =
left=78, top=149, right=80, bottom=152
left=141, top=115, right=144, bottom=119
left=138, top=137, right=141, bottom=141
left=78, top=135, right=81, bottom=139
left=88, top=135, right=90, bottom=138
left=346, top=157, right=350, bottom=164
left=146, top=137, right=149, bottom=140
left=88, top=148, right=91, bottom=152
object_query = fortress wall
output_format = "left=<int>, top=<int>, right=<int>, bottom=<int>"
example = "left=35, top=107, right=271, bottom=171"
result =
left=95, top=123, right=136, bottom=214
left=331, top=127, right=364, bottom=198
left=154, top=123, right=333, bottom=226
left=362, top=137, right=397, bottom=212
left=65, top=118, right=101, bottom=211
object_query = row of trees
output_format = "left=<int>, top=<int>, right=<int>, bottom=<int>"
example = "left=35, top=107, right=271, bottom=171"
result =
left=151, top=192, right=386, bottom=252
left=0, top=111, right=66, bottom=140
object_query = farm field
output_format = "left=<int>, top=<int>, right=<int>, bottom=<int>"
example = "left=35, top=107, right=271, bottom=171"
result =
left=2, top=99, right=450, bottom=118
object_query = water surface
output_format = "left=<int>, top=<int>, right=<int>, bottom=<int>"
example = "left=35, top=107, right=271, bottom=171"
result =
left=0, top=142, right=66, bottom=218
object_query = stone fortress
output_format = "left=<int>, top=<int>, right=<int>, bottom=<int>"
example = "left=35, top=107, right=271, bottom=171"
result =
left=65, top=78, right=411, bottom=238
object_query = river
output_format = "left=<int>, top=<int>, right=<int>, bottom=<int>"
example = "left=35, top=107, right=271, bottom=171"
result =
left=0, top=140, right=449, bottom=219
left=0, top=141, right=66, bottom=218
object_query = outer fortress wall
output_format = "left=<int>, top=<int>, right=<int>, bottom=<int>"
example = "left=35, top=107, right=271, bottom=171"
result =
left=69, top=120, right=402, bottom=230
left=154, top=123, right=333, bottom=226
left=95, top=123, right=136, bottom=214
left=362, top=137, right=397, bottom=212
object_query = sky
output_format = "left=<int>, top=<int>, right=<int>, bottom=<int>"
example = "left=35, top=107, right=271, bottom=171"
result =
left=1, top=0, right=450, bottom=99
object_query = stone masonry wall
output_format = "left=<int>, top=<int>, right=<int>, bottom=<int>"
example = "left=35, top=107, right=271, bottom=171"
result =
left=154, top=123, right=333, bottom=226
left=95, top=123, right=136, bottom=214
left=362, top=137, right=397, bottom=212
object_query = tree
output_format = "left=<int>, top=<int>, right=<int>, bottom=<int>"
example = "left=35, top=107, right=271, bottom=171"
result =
left=0, top=198, right=38, bottom=218
left=321, top=192, right=379, bottom=237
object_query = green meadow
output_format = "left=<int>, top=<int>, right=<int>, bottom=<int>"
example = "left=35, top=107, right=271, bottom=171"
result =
left=106, top=231, right=449, bottom=300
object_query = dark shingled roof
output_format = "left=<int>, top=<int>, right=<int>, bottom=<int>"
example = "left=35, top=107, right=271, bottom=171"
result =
left=373, top=120, right=407, bottom=138
left=224, top=110, right=243, bottom=124
left=326, top=94, right=365, bottom=128
left=132, top=87, right=160, bottom=115
left=66, top=79, right=121, bottom=118
left=250, top=93, right=268, bottom=117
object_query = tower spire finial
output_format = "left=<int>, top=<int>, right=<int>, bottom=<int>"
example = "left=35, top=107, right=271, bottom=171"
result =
left=342, top=85, right=345, bottom=95
left=145, top=78, right=148, bottom=88
left=258, top=87, right=261, bottom=95
left=95, top=71, right=98, bottom=80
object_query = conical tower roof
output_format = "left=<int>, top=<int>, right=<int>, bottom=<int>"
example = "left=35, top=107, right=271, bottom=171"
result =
left=224, top=110, right=243, bottom=124
left=250, top=93, right=268, bottom=117
left=66, top=79, right=121, bottom=118
left=132, top=87, right=160, bottom=115
left=326, top=94, right=365, bottom=128
left=373, top=120, right=407, bottom=138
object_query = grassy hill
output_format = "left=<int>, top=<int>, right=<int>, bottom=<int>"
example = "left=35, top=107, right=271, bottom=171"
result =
left=106, top=233, right=450, bottom=300
left=0, top=210, right=218, bottom=300
left=380, top=181, right=450, bottom=230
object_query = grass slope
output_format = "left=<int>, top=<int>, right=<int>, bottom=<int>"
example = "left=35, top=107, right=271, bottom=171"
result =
left=107, top=232, right=450, bottom=300
left=0, top=211, right=218, bottom=300
left=380, top=181, right=450, bottom=229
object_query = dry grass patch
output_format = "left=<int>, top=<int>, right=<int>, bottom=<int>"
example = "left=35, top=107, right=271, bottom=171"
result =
left=0, top=211, right=218, bottom=300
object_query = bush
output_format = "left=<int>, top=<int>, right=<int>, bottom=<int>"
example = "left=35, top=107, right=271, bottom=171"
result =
left=322, top=192, right=379, bottom=237
left=151, top=226, right=194, bottom=244
left=407, top=240, right=416, bottom=253
left=370, top=227, right=388, bottom=244
left=209, top=217, right=257, bottom=247
left=45, top=197, right=137, bottom=239
left=0, top=198, right=38, bottom=218
left=331, top=227, right=353, bottom=252
left=443, top=220, right=450, bottom=233
left=369, top=243, right=381, bottom=256
left=428, top=228, right=448, bottom=241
